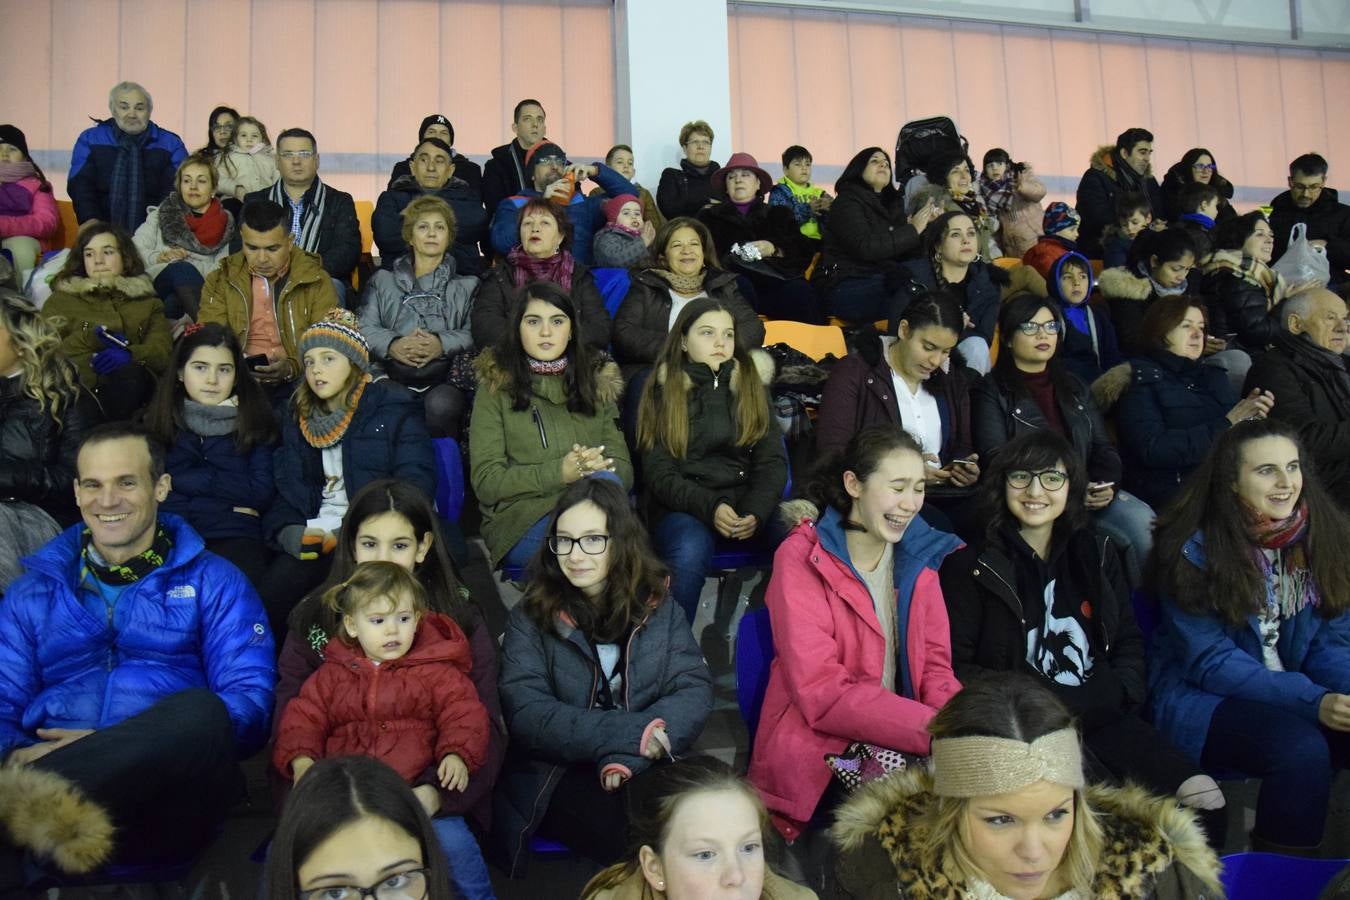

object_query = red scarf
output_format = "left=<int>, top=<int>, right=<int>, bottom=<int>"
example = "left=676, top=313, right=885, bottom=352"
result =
left=507, top=246, right=575, bottom=291
left=1242, top=499, right=1318, bottom=619
left=186, top=198, right=228, bottom=248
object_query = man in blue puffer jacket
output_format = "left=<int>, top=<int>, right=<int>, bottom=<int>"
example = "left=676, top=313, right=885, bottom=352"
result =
left=0, top=423, right=275, bottom=883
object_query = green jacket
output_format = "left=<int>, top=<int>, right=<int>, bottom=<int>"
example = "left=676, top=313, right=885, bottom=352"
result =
left=198, top=246, right=338, bottom=375
left=469, top=349, right=632, bottom=566
left=42, top=274, right=171, bottom=388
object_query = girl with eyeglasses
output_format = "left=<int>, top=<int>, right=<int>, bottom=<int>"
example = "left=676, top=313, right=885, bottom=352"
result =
left=973, top=293, right=1156, bottom=576
left=264, top=755, right=455, bottom=900
left=494, top=477, right=713, bottom=876
left=939, top=431, right=1227, bottom=846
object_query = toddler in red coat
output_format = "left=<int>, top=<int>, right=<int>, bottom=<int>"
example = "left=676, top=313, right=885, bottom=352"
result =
left=273, top=560, right=490, bottom=794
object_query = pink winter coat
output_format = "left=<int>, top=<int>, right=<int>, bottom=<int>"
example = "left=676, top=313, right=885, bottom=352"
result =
left=998, top=170, right=1048, bottom=259
left=747, top=507, right=963, bottom=841
left=0, top=177, right=59, bottom=243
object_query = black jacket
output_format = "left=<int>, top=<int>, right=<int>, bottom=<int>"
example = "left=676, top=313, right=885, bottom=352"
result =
left=816, top=181, right=920, bottom=291
left=1159, top=162, right=1236, bottom=224
left=481, top=142, right=530, bottom=217
left=1075, top=147, right=1164, bottom=259
left=1269, top=187, right=1350, bottom=279
left=240, top=180, right=361, bottom=283
left=940, top=528, right=1145, bottom=731
left=387, top=153, right=482, bottom=193
left=898, top=258, right=1005, bottom=345
left=1196, top=259, right=1281, bottom=352
left=696, top=198, right=814, bottom=276
left=612, top=268, right=762, bottom=371
left=469, top=261, right=610, bottom=353
left=972, top=368, right=1122, bottom=483
left=656, top=159, right=720, bottom=220
left=0, top=375, right=99, bottom=525
left=372, top=176, right=488, bottom=277
left=1244, top=332, right=1350, bottom=503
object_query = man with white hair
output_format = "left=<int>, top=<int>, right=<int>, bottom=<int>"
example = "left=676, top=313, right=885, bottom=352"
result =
left=68, top=82, right=187, bottom=230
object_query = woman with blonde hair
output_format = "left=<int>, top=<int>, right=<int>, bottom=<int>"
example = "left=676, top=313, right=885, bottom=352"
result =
left=833, top=675, right=1223, bottom=899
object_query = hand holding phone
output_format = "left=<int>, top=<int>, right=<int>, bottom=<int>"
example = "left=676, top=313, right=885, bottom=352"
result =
left=94, top=325, right=130, bottom=350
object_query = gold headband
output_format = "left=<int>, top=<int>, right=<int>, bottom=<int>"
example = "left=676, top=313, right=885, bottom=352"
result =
left=931, top=728, right=1085, bottom=798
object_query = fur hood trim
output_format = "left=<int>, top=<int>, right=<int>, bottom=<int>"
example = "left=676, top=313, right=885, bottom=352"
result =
left=1091, top=361, right=1134, bottom=411
left=1090, top=145, right=1119, bottom=180
left=155, top=191, right=236, bottom=254
left=653, top=348, right=776, bottom=392
left=52, top=273, right=157, bottom=299
left=0, top=766, right=115, bottom=873
left=1097, top=266, right=1153, bottom=302
left=473, top=346, right=624, bottom=406
left=832, top=769, right=1223, bottom=898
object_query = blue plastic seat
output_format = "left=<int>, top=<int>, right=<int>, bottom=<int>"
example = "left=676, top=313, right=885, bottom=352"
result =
left=735, top=606, right=776, bottom=747
left=1220, top=852, right=1346, bottom=900
left=431, top=436, right=465, bottom=524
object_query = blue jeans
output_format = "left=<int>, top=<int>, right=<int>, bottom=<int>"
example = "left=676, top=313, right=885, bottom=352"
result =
left=500, top=471, right=624, bottom=573
left=430, top=816, right=495, bottom=900
left=827, top=274, right=891, bottom=325
left=1092, top=489, right=1154, bottom=580
left=653, top=512, right=788, bottom=622
left=152, top=260, right=204, bottom=319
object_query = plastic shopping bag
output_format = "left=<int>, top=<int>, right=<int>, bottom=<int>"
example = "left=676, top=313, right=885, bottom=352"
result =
left=1272, top=222, right=1331, bottom=290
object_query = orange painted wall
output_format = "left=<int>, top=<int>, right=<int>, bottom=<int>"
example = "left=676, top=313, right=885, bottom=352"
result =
left=727, top=7, right=1350, bottom=209
left=3, top=0, right=615, bottom=203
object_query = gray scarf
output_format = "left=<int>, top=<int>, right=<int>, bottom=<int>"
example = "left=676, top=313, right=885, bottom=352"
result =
left=182, top=399, right=239, bottom=437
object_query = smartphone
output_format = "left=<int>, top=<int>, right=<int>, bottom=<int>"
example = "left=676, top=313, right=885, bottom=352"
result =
left=1088, top=481, right=1115, bottom=492
left=94, top=325, right=129, bottom=350
left=952, top=457, right=979, bottom=469
left=245, top=354, right=269, bottom=370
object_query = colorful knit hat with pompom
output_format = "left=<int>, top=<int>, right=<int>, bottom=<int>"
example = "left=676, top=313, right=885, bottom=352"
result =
left=299, top=309, right=369, bottom=372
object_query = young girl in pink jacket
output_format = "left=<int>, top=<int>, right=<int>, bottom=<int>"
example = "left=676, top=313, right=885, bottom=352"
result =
left=747, top=424, right=963, bottom=842
left=0, top=125, right=59, bottom=288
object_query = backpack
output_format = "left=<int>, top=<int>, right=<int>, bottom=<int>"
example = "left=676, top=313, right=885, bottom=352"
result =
left=894, top=116, right=967, bottom=185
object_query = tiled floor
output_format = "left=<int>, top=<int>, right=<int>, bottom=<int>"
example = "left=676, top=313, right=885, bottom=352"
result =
left=29, top=539, right=1350, bottom=898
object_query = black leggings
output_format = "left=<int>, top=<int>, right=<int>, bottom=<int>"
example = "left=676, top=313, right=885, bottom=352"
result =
left=537, top=763, right=649, bottom=865
left=424, top=384, right=468, bottom=439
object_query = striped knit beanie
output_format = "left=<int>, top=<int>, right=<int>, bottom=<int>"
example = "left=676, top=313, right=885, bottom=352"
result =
left=299, top=309, right=369, bottom=372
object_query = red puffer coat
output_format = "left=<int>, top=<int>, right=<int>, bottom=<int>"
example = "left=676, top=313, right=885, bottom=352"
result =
left=273, top=612, right=490, bottom=783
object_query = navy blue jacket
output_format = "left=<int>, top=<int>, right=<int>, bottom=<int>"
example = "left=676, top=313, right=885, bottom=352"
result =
left=265, top=380, right=437, bottom=542
left=489, top=165, right=636, bottom=265
left=1115, top=353, right=1234, bottom=509
left=67, top=119, right=187, bottom=227
left=373, top=176, right=488, bottom=277
left=162, top=430, right=276, bottom=542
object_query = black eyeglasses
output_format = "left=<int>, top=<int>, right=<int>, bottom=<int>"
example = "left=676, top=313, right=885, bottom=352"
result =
left=548, top=534, right=610, bottom=555
left=297, top=867, right=428, bottom=900
left=1006, top=469, right=1068, bottom=491
left=1016, top=320, right=1061, bottom=337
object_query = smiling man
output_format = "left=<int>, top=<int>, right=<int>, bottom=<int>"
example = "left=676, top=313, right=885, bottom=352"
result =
left=0, top=423, right=274, bottom=882
left=1245, top=288, right=1350, bottom=504
left=67, top=81, right=187, bottom=230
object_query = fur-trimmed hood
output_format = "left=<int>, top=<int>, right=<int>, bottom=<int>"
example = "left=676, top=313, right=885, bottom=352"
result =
left=1091, top=361, right=1134, bottom=412
left=1090, top=145, right=1121, bottom=182
left=833, top=768, right=1223, bottom=900
left=652, top=347, right=776, bottom=392
left=154, top=190, right=236, bottom=254
left=473, top=345, right=624, bottom=406
left=50, top=273, right=156, bottom=299
left=0, top=766, right=115, bottom=874
left=1097, top=266, right=1154, bottom=302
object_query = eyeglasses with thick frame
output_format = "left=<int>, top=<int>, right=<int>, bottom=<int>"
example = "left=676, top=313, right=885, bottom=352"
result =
left=548, top=534, right=610, bottom=556
left=1015, top=320, right=1062, bottom=337
left=1005, top=469, right=1069, bottom=491
left=297, top=867, right=428, bottom=900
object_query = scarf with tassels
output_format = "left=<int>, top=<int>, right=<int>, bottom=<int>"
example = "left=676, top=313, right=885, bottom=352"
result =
left=649, top=267, right=706, bottom=295
left=978, top=172, right=1015, bottom=215
left=299, top=374, right=370, bottom=449
left=507, top=246, right=575, bottom=290
left=1244, top=499, right=1319, bottom=620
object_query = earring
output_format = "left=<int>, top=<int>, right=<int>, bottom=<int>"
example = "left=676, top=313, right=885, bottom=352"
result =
left=657, top=882, right=665, bottom=890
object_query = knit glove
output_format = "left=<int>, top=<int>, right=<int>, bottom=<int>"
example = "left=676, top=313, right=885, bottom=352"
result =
left=278, top=525, right=337, bottom=561
left=91, top=346, right=132, bottom=375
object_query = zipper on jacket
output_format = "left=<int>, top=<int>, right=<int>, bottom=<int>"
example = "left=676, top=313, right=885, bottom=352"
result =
left=532, top=405, right=548, bottom=449
left=979, top=555, right=1027, bottom=631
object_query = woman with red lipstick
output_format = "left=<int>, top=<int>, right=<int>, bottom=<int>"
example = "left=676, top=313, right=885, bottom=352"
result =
left=940, top=431, right=1227, bottom=847
left=132, top=153, right=235, bottom=321
left=469, top=197, right=610, bottom=352
left=634, top=296, right=787, bottom=622
left=1093, top=296, right=1273, bottom=510
left=1148, top=419, right=1350, bottom=855
left=748, top=425, right=963, bottom=844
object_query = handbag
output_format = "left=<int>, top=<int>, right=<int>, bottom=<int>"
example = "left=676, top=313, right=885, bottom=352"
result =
left=824, top=742, right=927, bottom=793
left=1271, top=222, right=1332, bottom=290
left=384, top=355, right=452, bottom=388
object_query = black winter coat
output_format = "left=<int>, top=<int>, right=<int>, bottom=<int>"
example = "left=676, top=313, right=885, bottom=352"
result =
left=1160, top=162, right=1236, bottom=224
left=696, top=198, right=813, bottom=276
left=372, top=176, right=488, bottom=277
left=481, top=142, right=530, bottom=218
left=1112, top=353, right=1235, bottom=510
left=940, top=529, right=1145, bottom=729
left=972, top=369, right=1122, bottom=483
left=160, top=429, right=276, bottom=542
left=656, top=159, right=720, bottom=220
left=1075, top=148, right=1164, bottom=259
left=468, top=261, right=610, bottom=353
left=898, top=258, right=1004, bottom=344
left=1244, top=332, right=1350, bottom=504
left=640, top=355, right=787, bottom=532
left=815, top=182, right=920, bottom=291
left=1196, top=264, right=1280, bottom=352
left=240, top=180, right=361, bottom=283
left=0, top=375, right=99, bottom=525
left=1269, top=187, right=1350, bottom=279
left=612, top=269, right=762, bottom=370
